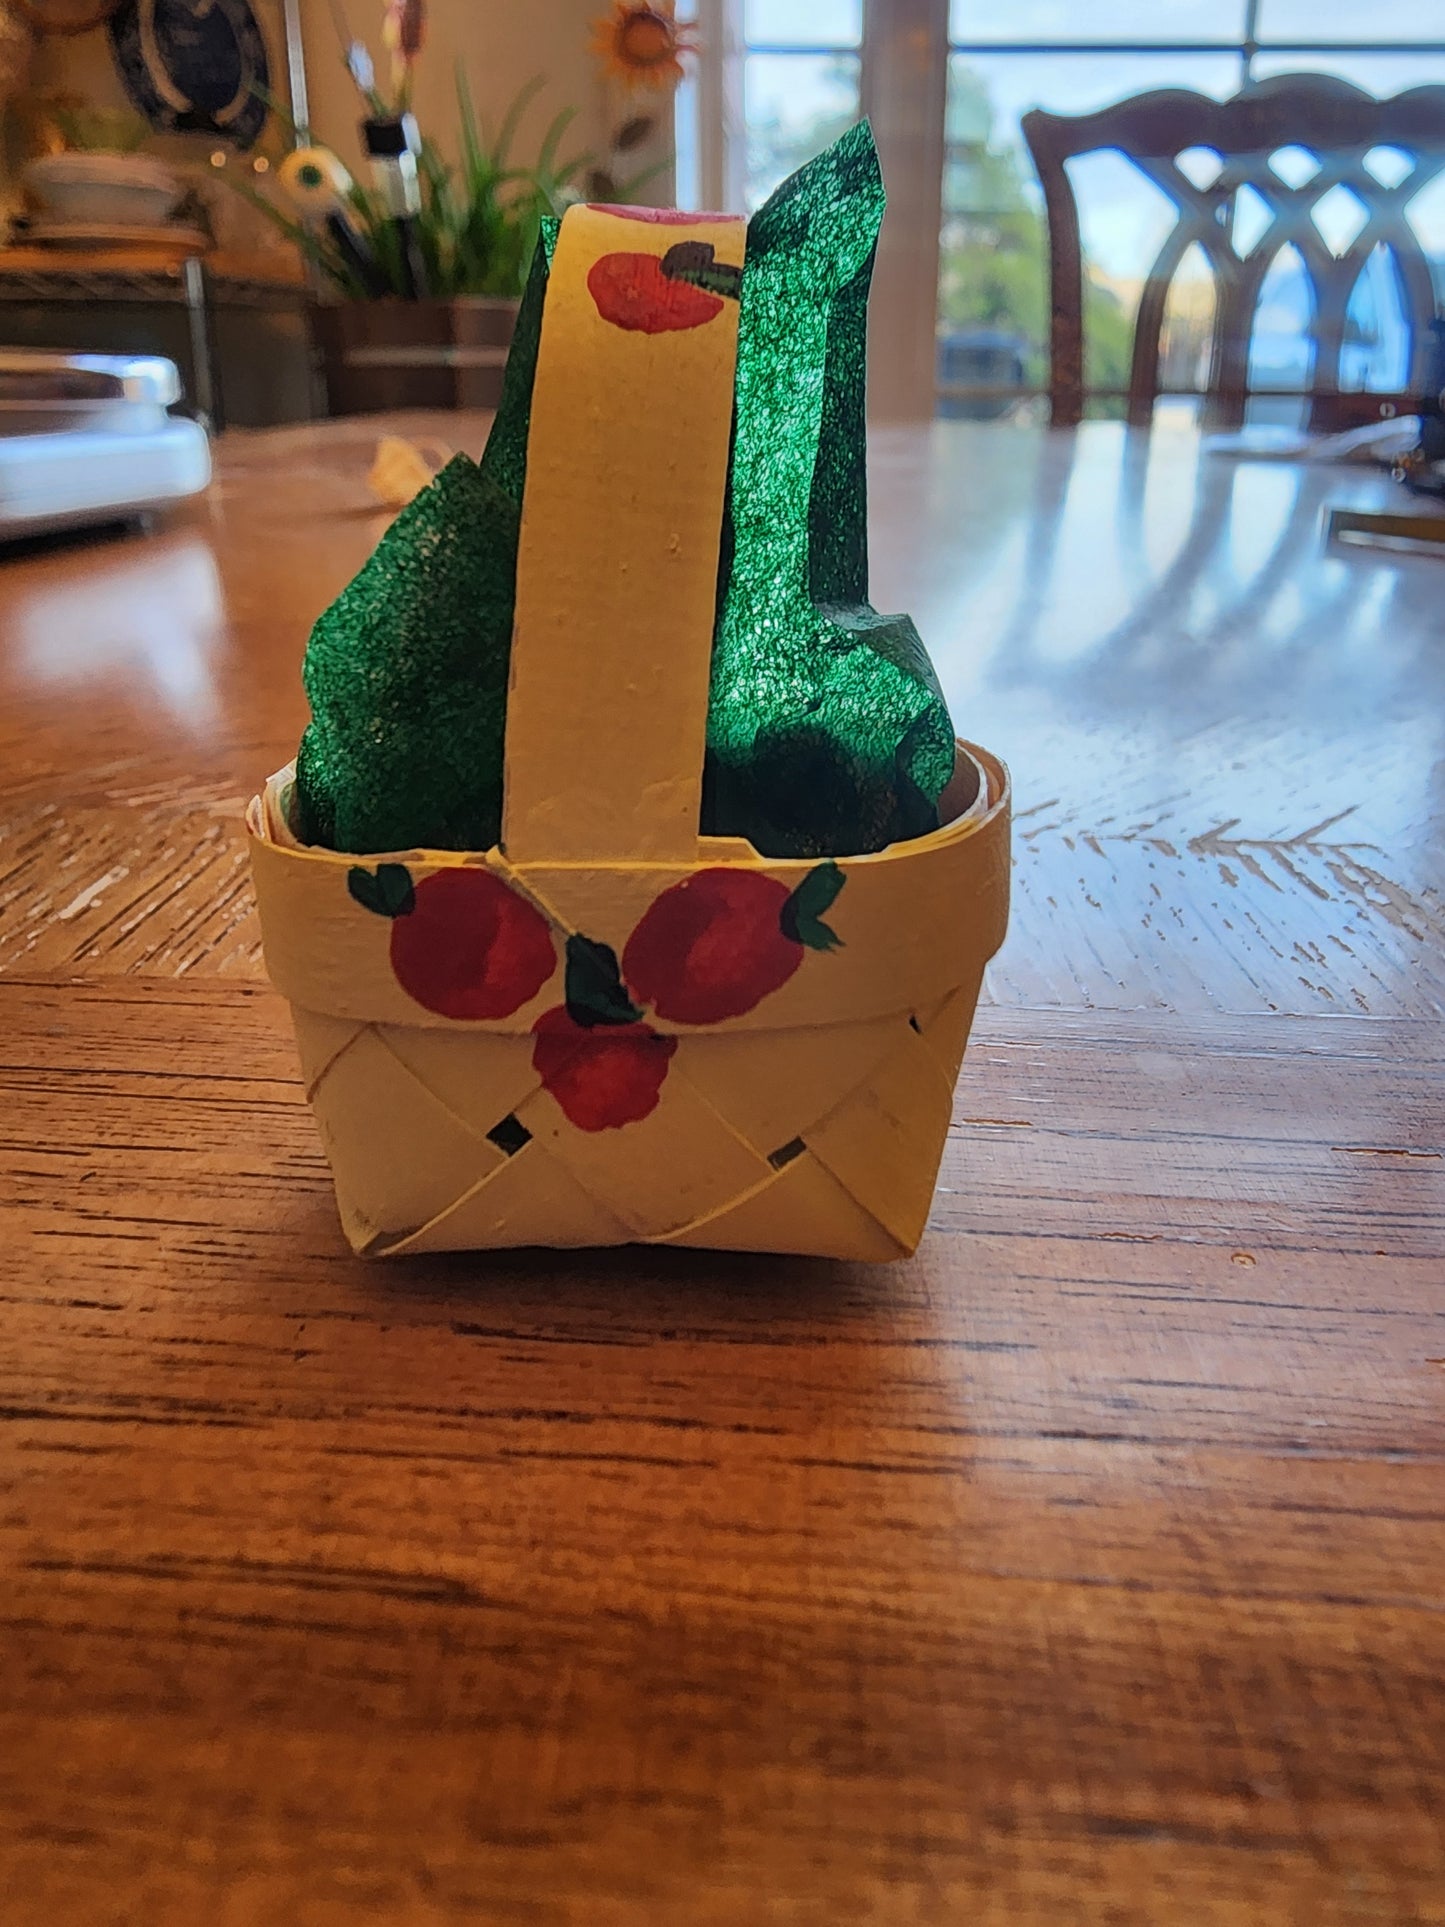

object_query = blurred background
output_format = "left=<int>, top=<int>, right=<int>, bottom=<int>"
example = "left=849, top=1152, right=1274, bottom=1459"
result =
left=0, top=0, right=1440, bottom=427
left=677, top=0, right=1444, bottom=424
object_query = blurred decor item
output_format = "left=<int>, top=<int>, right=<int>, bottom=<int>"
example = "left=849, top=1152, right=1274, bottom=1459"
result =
left=590, top=3, right=694, bottom=93
left=310, top=293, right=519, bottom=413
left=1399, top=316, right=1445, bottom=501
left=227, top=0, right=659, bottom=414
left=0, top=252, right=311, bottom=429
left=583, top=104, right=662, bottom=208
left=107, top=0, right=272, bottom=148
left=268, top=64, right=595, bottom=409
left=584, top=4, right=689, bottom=209
left=245, top=65, right=603, bottom=302
left=276, top=145, right=385, bottom=294
left=1326, top=506, right=1445, bottom=554
left=379, top=0, right=423, bottom=106
left=367, top=430, right=450, bottom=509
left=0, top=349, right=209, bottom=539
left=936, top=329, right=1029, bottom=423
left=25, top=97, right=150, bottom=153
left=1023, top=74, right=1445, bottom=433
left=14, top=145, right=208, bottom=260
left=14, top=216, right=209, bottom=257
left=10, top=0, right=119, bottom=33
left=0, top=3, right=35, bottom=114
left=24, top=150, right=181, bottom=226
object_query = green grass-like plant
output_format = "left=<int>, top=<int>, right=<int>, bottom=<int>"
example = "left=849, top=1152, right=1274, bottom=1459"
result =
left=237, top=70, right=648, bottom=301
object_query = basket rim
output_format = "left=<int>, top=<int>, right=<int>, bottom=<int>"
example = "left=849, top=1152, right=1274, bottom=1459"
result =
left=248, top=740, right=1009, bottom=876
left=246, top=741, right=1011, bottom=1036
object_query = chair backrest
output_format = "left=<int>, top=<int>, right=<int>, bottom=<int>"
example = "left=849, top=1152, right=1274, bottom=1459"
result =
left=1021, top=73, right=1445, bottom=430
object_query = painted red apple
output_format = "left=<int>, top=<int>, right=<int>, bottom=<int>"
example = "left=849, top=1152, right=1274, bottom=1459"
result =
left=622, top=863, right=845, bottom=1025
left=532, top=1006, right=677, bottom=1131
left=349, top=864, right=556, bottom=1020
left=587, top=251, right=723, bottom=334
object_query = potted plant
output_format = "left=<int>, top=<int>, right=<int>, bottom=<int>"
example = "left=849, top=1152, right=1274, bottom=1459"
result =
left=237, top=1, right=670, bottom=414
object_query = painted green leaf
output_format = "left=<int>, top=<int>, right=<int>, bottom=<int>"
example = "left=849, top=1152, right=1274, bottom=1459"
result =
left=348, top=863, right=416, bottom=919
left=661, top=241, right=743, bottom=300
left=780, top=861, right=845, bottom=951
left=566, top=932, right=644, bottom=1028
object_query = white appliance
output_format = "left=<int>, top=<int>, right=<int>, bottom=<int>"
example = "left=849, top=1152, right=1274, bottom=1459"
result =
left=0, top=351, right=211, bottom=539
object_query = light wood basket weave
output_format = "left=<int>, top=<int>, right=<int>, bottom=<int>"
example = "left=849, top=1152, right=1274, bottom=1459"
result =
left=248, top=202, right=1010, bottom=1260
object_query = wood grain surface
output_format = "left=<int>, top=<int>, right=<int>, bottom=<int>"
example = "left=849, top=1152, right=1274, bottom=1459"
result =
left=4, top=978, right=1443, bottom=1926
left=2, top=415, right=1443, bottom=1924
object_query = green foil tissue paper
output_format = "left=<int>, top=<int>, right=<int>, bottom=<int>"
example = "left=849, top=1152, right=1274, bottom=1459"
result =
left=292, top=127, right=956, bottom=860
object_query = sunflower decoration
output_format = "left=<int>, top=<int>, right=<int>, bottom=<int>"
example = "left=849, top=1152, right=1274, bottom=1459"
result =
left=591, top=2, right=697, bottom=92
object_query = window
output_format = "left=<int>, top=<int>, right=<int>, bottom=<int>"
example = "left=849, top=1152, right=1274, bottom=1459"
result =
left=741, top=1, right=862, bottom=208
left=681, top=0, right=1445, bottom=417
left=675, top=0, right=861, bottom=211
left=942, top=0, right=1445, bottom=420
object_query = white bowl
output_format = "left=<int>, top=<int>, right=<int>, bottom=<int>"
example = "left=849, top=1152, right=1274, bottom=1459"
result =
left=24, top=152, right=183, bottom=228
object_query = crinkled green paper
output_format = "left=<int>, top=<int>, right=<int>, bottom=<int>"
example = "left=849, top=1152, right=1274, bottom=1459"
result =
left=293, top=225, right=555, bottom=854
left=293, top=126, right=954, bottom=860
left=702, top=121, right=953, bottom=856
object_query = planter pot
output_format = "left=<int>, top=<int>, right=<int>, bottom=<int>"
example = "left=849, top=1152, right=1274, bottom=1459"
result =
left=310, top=296, right=520, bottom=416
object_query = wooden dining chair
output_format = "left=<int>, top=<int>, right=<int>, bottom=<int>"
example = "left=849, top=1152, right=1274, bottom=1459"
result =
left=1021, top=73, right=1445, bottom=430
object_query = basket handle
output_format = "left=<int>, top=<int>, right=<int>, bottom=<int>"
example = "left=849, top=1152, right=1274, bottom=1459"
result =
left=501, top=203, right=746, bottom=866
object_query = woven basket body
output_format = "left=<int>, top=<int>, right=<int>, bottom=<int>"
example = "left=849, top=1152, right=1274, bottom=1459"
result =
left=247, top=199, right=1010, bottom=1260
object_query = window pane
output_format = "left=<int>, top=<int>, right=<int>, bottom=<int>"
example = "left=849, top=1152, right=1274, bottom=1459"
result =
left=1342, top=248, right=1411, bottom=394
left=964, top=49, right=1242, bottom=125
left=1159, top=242, right=1217, bottom=392
left=743, top=53, right=860, bottom=209
left=937, top=53, right=1241, bottom=416
left=673, top=69, right=700, bottom=208
left=1409, top=175, right=1445, bottom=295
left=672, top=0, right=699, bottom=207
left=949, top=0, right=1247, bottom=45
left=745, top=0, right=861, bottom=48
left=1251, top=52, right=1445, bottom=94
left=1256, top=0, right=1443, bottom=40
left=1250, top=245, right=1314, bottom=395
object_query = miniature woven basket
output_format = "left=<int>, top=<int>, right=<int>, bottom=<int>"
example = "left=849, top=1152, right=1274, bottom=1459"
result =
left=247, top=202, right=1010, bottom=1260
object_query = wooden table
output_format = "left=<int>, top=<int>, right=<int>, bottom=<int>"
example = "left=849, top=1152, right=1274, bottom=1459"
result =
left=2, top=416, right=1442, bottom=1925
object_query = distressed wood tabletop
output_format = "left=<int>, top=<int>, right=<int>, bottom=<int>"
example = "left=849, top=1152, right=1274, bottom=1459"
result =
left=2, top=415, right=1442, bottom=1925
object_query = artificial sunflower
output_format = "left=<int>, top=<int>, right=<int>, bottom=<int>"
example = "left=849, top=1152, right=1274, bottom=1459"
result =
left=590, top=2, right=696, bottom=92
